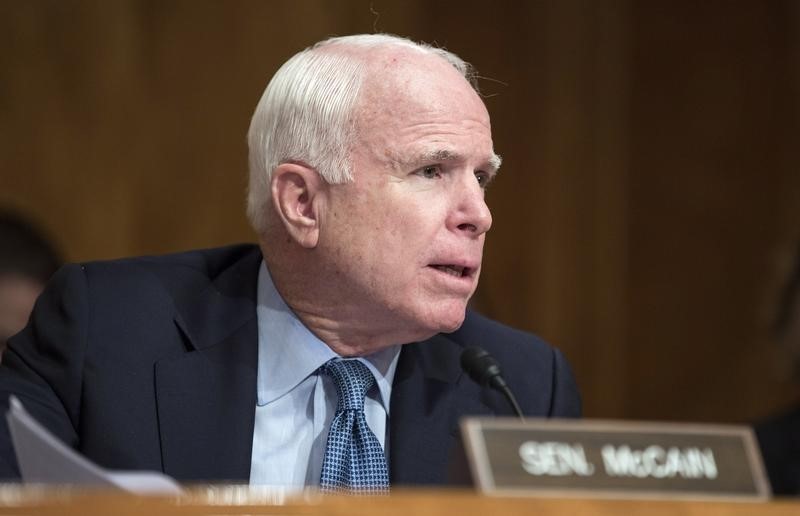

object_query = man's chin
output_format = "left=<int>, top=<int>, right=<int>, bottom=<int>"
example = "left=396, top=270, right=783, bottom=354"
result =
left=429, top=307, right=467, bottom=335
left=393, top=302, right=468, bottom=342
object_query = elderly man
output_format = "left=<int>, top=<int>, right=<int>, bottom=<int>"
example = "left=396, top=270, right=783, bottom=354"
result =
left=0, top=34, right=580, bottom=490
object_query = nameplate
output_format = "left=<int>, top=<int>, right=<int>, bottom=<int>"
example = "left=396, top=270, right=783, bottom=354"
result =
left=461, top=418, right=770, bottom=501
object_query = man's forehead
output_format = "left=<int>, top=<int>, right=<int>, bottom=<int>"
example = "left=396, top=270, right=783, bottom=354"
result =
left=360, top=47, right=471, bottom=99
left=349, top=45, right=498, bottom=172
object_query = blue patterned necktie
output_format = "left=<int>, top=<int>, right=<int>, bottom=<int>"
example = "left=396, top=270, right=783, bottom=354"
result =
left=319, top=359, right=390, bottom=494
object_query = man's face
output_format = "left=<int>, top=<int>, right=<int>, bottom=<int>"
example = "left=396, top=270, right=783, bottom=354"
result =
left=316, top=52, right=498, bottom=345
left=0, top=275, right=43, bottom=346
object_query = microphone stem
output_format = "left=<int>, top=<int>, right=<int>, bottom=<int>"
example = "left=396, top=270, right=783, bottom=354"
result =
left=499, top=385, right=525, bottom=421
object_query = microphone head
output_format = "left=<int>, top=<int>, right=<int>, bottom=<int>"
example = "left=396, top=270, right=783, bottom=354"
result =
left=460, top=346, right=503, bottom=387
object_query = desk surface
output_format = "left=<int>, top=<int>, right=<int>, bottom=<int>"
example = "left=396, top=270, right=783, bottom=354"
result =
left=0, top=486, right=798, bottom=516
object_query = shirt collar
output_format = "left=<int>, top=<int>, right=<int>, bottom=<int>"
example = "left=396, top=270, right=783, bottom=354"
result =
left=256, top=261, right=400, bottom=412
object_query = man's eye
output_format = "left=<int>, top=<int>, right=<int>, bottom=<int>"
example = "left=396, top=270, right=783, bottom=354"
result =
left=475, top=171, right=491, bottom=188
left=419, top=166, right=442, bottom=179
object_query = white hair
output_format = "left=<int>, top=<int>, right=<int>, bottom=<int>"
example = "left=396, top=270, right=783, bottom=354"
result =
left=246, top=33, right=476, bottom=235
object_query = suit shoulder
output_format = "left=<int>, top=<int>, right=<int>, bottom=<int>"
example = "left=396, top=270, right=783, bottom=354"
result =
left=451, top=310, right=554, bottom=358
left=449, top=311, right=569, bottom=389
left=443, top=311, right=581, bottom=417
left=50, top=244, right=262, bottom=310
left=81, top=243, right=259, bottom=270
left=77, top=244, right=261, bottom=279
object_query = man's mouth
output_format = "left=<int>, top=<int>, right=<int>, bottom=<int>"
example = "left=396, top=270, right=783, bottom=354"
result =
left=429, top=264, right=472, bottom=278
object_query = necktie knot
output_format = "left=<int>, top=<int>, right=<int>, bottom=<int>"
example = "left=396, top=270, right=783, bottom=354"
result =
left=323, top=359, right=375, bottom=411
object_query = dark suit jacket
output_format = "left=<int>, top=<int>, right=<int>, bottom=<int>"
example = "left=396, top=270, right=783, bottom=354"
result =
left=755, top=405, right=800, bottom=496
left=0, top=244, right=581, bottom=484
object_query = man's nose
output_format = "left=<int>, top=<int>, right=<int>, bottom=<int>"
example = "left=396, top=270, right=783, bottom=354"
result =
left=451, top=173, right=493, bottom=236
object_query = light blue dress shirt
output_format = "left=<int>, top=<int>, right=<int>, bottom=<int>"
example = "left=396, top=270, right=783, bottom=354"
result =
left=249, top=262, right=401, bottom=488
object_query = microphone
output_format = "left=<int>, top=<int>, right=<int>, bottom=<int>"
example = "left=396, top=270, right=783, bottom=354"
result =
left=460, top=346, right=524, bottom=420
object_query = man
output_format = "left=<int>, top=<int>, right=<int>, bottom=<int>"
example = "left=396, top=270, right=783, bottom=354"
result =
left=0, top=34, right=580, bottom=489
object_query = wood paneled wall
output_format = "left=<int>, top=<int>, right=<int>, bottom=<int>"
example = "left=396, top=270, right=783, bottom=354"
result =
left=1, top=0, right=798, bottom=422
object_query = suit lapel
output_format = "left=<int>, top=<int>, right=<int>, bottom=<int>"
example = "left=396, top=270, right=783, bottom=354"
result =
left=389, top=333, right=493, bottom=485
left=154, top=247, right=261, bottom=482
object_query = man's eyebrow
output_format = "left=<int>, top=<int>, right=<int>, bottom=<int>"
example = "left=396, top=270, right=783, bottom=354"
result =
left=487, top=153, right=502, bottom=174
left=395, top=149, right=502, bottom=174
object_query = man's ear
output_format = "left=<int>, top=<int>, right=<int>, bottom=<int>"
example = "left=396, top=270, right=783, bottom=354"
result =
left=270, top=162, right=325, bottom=248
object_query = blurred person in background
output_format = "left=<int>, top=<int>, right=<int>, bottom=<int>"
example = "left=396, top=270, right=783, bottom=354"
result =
left=756, top=240, right=800, bottom=496
left=0, top=210, right=61, bottom=352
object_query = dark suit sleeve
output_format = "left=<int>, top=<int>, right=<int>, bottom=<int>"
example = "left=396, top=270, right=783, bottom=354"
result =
left=548, top=347, right=582, bottom=417
left=0, top=264, right=88, bottom=478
